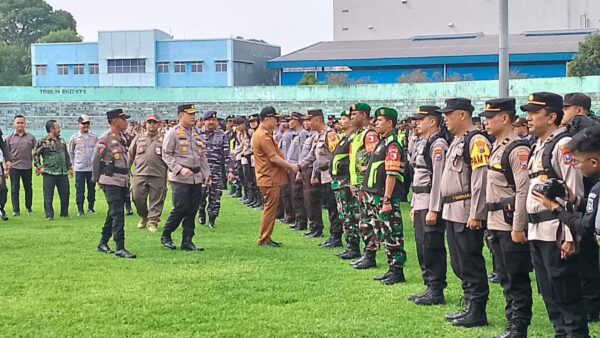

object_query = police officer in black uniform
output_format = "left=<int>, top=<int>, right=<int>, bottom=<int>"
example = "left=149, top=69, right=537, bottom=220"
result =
left=92, top=109, right=136, bottom=259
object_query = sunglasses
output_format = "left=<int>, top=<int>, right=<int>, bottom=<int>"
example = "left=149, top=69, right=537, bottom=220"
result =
left=81, top=122, right=90, bottom=126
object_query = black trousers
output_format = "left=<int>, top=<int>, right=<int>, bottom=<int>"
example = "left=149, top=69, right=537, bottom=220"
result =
left=303, top=172, right=323, bottom=232
left=10, top=168, right=32, bottom=212
left=42, top=174, right=69, bottom=218
left=0, top=173, right=7, bottom=209
left=530, top=240, right=588, bottom=337
left=100, top=185, right=127, bottom=248
left=280, top=170, right=294, bottom=221
left=291, top=171, right=307, bottom=227
left=577, top=235, right=600, bottom=318
left=445, top=221, right=489, bottom=302
left=414, top=210, right=447, bottom=290
left=75, top=171, right=95, bottom=210
left=163, top=182, right=204, bottom=240
left=488, top=230, right=533, bottom=327
left=322, top=183, right=342, bottom=237
left=236, top=160, right=247, bottom=196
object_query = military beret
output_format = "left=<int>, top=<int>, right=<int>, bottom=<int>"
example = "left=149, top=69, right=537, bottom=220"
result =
left=203, top=111, right=218, bottom=120
left=349, top=103, right=372, bottom=113
left=340, top=109, right=351, bottom=118
left=375, top=107, right=398, bottom=122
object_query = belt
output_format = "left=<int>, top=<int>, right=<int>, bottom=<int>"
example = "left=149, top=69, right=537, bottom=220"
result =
left=442, top=192, right=472, bottom=203
left=527, top=211, right=557, bottom=224
left=485, top=197, right=515, bottom=212
left=528, top=171, right=549, bottom=179
left=114, top=167, right=128, bottom=175
left=188, top=167, right=201, bottom=174
left=414, top=165, right=429, bottom=170
left=412, top=185, right=432, bottom=194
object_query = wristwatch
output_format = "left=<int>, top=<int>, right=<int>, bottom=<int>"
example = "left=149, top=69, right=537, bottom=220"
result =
left=551, top=205, right=565, bottom=217
left=382, top=196, right=391, bottom=204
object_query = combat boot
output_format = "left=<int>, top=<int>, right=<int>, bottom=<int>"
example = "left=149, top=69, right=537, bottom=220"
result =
left=508, top=322, right=528, bottom=338
left=408, top=286, right=432, bottom=302
left=125, top=204, right=134, bottom=216
left=208, top=215, right=216, bottom=229
left=181, top=237, right=204, bottom=251
left=414, top=288, right=445, bottom=306
left=321, top=236, right=342, bottom=248
left=244, top=192, right=256, bottom=206
left=380, top=266, right=406, bottom=285
left=373, top=268, right=393, bottom=281
left=352, top=250, right=377, bottom=269
left=305, top=228, right=323, bottom=238
left=253, top=192, right=264, bottom=209
left=338, top=240, right=361, bottom=259
left=114, top=242, right=136, bottom=259
left=198, top=210, right=206, bottom=225
left=161, top=235, right=177, bottom=250
left=445, top=300, right=470, bottom=321
left=234, top=188, right=243, bottom=198
left=452, top=299, right=488, bottom=328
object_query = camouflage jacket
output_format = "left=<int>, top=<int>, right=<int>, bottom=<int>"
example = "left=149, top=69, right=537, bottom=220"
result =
left=34, top=135, right=72, bottom=175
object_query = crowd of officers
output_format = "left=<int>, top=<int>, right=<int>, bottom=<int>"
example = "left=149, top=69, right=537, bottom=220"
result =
left=1, top=91, right=600, bottom=337
left=225, top=93, right=599, bottom=338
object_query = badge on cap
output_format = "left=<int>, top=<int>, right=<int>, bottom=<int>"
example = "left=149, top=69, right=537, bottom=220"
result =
left=529, top=94, right=534, bottom=101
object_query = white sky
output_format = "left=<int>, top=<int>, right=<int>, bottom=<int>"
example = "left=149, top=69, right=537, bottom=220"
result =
left=45, top=0, right=333, bottom=54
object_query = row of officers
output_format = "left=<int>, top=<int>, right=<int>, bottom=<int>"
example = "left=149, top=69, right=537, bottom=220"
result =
left=262, top=93, right=598, bottom=338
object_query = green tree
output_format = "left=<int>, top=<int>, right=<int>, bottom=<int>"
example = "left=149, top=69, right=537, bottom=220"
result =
left=0, top=42, right=29, bottom=85
left=568, top=34, right=600, bottom=76
left=0, top=0, right=77, bottom=47
left=38, top=29, right=82, bottom=43
left=297, top=73, right=320, bottom=85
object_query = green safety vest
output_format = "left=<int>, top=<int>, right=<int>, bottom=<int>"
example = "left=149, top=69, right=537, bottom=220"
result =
left=364, top=132, right=404, bottom=197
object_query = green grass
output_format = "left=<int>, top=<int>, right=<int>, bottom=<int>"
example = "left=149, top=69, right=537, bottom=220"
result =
left=0, top=176, right=598, bottom=337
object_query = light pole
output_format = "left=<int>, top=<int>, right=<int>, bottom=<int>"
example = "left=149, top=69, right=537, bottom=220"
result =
left=499, top=0, right=509, bottom=97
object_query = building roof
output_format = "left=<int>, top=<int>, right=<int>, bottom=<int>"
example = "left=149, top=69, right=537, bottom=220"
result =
left=270, top=30, right=596, bottom=64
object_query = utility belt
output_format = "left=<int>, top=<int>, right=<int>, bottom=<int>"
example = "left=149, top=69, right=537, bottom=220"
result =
left=100, top=162, right=128, bottom=176
left=412, top=185, right=432, bottom=194
left=527, top=210, right=557, bottom=224
left=486, top=197, right=515, bottom=212
left=442, top=192, right=471, bottom=204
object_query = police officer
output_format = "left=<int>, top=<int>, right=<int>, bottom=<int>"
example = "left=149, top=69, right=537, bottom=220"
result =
left=408, top=106, right=449, bottom=305
left=277, top=116, right=294, bottom=224
left=129, top=114, right=168, bottom=233
left=92, top=109, right=135, bottom=259
left=348, top=103, right=380, bottom=269
left=308, top=109, right=343, bottom=247
left=330, top=110, right=358, bottom=251
left=481, top=98, right=533, bottom=337
left=285, top=112, right=309, bottom=231
left=298, top=110, right=323, bottom=238
left=198, top=111, right=229, bottom=228
left=522, top=92, right=589, bottom=336
left=562, top=92, right=599, bottom=136
left=439, top=98, right=490, bottom=328
left=232, top=117, right=248, bottom=201
left=68, top=114, right=98, bottom=216
left=362, top=107, right=407, bottom=284
left=160, top=104, right=211, bottom=252
left=34, top=120, right=73, bottom=220
left=513, top=118, right=534, bottom=144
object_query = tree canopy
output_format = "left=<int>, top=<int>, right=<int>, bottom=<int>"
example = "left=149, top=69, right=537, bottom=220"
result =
left=568, top=34, right=600, bottom=77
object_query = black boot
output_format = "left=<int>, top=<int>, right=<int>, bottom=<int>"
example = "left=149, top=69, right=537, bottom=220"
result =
left=234, top=186, right=243, bottom=198
left=208, top=215, right=216, bottom=229
left=452, top=300, right=488, bottom=328
left=335, top=241, right=352, bottom=257
left=77, top=204, right=84, bottom=217
left=508, top=322, right=528, bottom=338
left=244, top=191, right=256, bottom=206
left=198, top=209, right=206, bottom=225
left=321, top=234, right=342, bottom=248
left=305, top=228, right=323, bottom=238
left=319, top=237, right=332, bottom=247
left=373, top=268, right=393, bottom=281
left=408, top=286, right=432, bottom=302
left=161, top=234, right=177, bottom=250
left=125, top=204, right=133, bottom=216
left=253, top=191, right=263, bottom=209
left=445, top=300, right=471, bottom=321
left=114, top=242, right=136, bottom=259
left=0, top=208, right=8, bottom=221
left=338, top=240, right=361, bottom=260
left=414, top=288, right=445, bottom=306
left=380, top=266, right=406, bottom=285
left=240, top=189, right=250, bottom=203
left=181, top=237, right=204, bottom=251
left=352, top=250, right=377, bottom=269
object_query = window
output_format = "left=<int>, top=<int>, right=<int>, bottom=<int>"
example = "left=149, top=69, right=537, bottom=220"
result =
left=74, top=64, right=84, bottom=75
left=215, top=61, right=228, bottom=72
left=57, top=64, right=68, bottom=75
left=191, top=61, right=203, bottom=73
left=89, top=64, right=99, bottom=75
left=107, top=59, right=146, bottom=74
left=174, top=62, right=186, bottom=73
left=157, top=62, right=169, bottom=73
left=35, top=65, right=47, bottom=76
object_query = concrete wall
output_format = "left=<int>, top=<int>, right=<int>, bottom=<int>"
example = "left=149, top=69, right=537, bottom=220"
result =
left=2, top=76, right=599, bottom=137
left=334, top=0, right=600, bottom=41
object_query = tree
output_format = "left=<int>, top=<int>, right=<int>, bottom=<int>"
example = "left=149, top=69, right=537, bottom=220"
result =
left=398, top=69, right=430, bottom=83
left=0, top=0, right=77, bottom=47
left=567, top=34, right=600, bottom=77
left=298, top=73, right=320, bottom=85
left=38, top=29, right=82, bottom=43
left=0, top=42, right=29, bottom=85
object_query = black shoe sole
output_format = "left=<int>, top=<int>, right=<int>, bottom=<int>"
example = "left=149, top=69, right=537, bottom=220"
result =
left=451, top=320, right=488, bottom=328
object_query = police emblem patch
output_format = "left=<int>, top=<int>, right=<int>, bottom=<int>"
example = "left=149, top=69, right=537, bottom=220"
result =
left=587, top=193, right=597, bottom=214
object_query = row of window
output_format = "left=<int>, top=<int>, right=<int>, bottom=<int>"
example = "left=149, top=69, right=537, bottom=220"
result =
left=35, top=60, right=229, bottom=76
left=157, top=61, right=228, bottom=74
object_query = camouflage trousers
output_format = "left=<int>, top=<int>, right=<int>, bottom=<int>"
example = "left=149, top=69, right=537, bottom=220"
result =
left=332, top=180, right=360, bottom=243
left=357, top=191, right=380, bottom=253
left=200, top=185, right=224, bottom=217
left=361, top=192, right=407, bottom=268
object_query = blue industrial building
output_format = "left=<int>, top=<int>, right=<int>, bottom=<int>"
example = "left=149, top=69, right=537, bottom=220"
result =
left=268, top=29, right=597, bottom=86
left=31, top=29, right=281, bottom=87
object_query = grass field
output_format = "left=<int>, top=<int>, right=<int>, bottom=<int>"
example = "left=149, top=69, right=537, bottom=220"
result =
left=0, top=176, right=598, bottom=337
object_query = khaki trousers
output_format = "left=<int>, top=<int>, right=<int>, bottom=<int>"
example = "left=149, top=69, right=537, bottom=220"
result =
left=258, top=185, right=282, bottom=245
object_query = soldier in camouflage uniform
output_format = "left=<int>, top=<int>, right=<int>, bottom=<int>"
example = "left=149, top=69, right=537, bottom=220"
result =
left=34, top=120, right=73, bottom=220
left=362, top=107, right=407, bottom=284
left=347, top=103, right=381, bottom=269
left=198, top=111, right=230, bottom=228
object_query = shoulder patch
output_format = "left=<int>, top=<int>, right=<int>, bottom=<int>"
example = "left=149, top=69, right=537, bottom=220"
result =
left=97, top=141, right=106, bottom=155
left=517, top=149, right=529, bottom=171
left=470, top=138, right=490, bottom=170
left=433, top=146, right=444, bottom=162
left=364, top=131, right=380, bottom=154
left=560, top=143, right=573, bottom=166
left=385, top=144, right=401, bottom=172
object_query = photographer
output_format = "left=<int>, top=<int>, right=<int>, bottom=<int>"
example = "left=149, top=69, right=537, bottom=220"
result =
left=533, top=126, right=600, bottom=324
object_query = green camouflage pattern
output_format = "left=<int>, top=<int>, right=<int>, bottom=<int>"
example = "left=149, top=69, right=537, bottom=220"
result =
left=332, top=179, right=360, bottom=243
left=33, top=136, right=71, bottom=176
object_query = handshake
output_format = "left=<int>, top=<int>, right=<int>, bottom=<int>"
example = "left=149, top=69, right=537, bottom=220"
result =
left=287, top=163, right=300, bottom=173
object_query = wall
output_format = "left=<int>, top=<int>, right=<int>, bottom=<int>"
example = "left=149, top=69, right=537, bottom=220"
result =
left=334, top=0, right=600, bottom=41
left=31, top=43, right=99, bottom=87
left=1, top=76, right=599, bottom=136
left=232, top=40, right=281, bottom=86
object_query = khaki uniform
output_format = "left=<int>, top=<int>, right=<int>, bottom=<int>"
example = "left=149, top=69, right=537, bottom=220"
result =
left=313, top=128, right=342, bottom=239
left=440, top=126, right=490, bottom=303
left=129, top=131, right=168, bottom=223
left=299, top=130, right=321, bottom=233
left=162, top=125, right=210, bottom=184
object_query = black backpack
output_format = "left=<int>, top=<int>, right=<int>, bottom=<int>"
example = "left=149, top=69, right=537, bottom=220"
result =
left=496, top=139, right=531, bottom=190
left=422, top=130, right=452, bottom=170
left=462, top=129, right=493, bottom=171
left=566, top=114, right=600, bottom=135
left=528, top=131, right=570, bottom=181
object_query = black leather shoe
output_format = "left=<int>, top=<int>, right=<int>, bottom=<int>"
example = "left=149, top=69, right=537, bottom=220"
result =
left=114, top=249, right=136, bottom=259
left=292, top=225, right=307, bottom=231
left=282, top=217, right=294, bottom=224
left=181, top=241, right=204, bottom=251
left=259, top=240, right=281, bottom=248
left=26, top=208, right=32, bottom=214
left=319, top=237, right=332, bottom=247
left=126, top=207, right=134, bottom=216
left=321, top=238, right=342, bottom=248
left=0, top=210, right=8, bottom=221
left=198, top=211, right=206, bottom=225
left=161, top=236, right=176, bottom=250
left=373, top=269, right=392, bottom=281
left=97, top=243, right=113, bottom=253
left=305, top=230, right=323, bottom=238
left=451, top=300, right=487, bottom=328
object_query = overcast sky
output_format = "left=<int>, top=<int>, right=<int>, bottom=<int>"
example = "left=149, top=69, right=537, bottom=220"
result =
left=45, top=0, right=333, bottom=54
